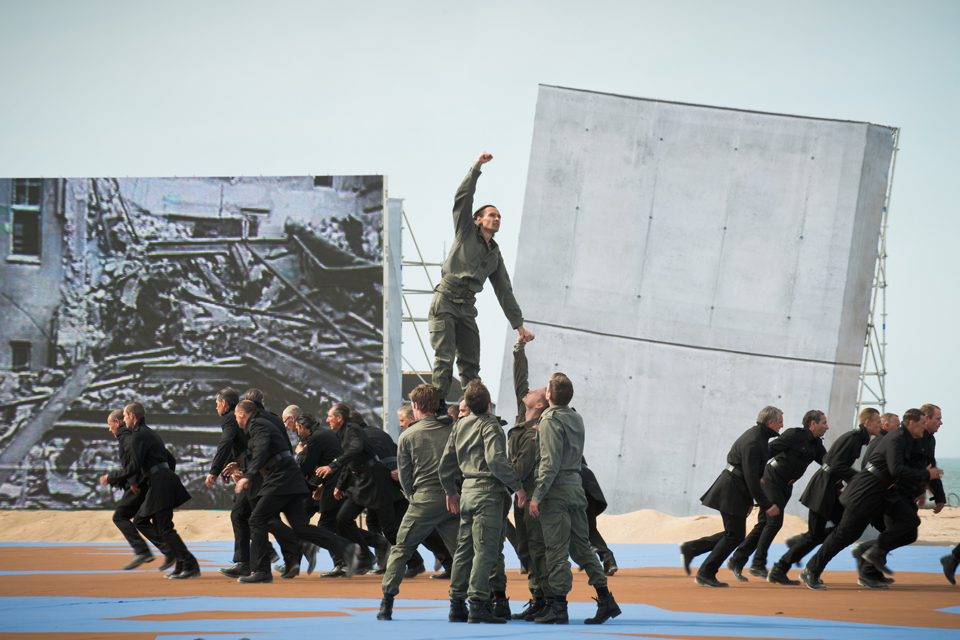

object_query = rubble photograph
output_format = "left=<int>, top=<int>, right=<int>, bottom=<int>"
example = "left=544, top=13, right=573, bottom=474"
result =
left=0, top=176, right=385, bottom=510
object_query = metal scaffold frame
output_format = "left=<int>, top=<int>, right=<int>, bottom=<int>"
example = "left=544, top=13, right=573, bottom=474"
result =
left=856, top=128, right=900, bottom=420
left=399, top=207, right=441, bottom=386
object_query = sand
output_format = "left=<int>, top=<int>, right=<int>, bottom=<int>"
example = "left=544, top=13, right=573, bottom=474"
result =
left=2, top=506, right=958, bottom=544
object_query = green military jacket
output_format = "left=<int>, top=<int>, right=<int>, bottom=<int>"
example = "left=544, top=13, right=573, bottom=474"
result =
left=532, top=405, right=584, bottom=503
left=508, top=341, right=539, bottom=494
left=438, top=162, right=523, bottom=329
left=439, top=411, right=522, bottom=495
left=397, top=414, right=453, bottom=499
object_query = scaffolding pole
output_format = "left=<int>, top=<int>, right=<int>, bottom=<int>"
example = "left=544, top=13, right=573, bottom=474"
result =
left=856, top=128, right=899, bottom=421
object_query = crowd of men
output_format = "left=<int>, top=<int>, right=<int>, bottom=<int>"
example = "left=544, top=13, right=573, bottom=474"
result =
left=96, top=151, right=957, bottom=631
left=680, top=403, right=954, bottom=590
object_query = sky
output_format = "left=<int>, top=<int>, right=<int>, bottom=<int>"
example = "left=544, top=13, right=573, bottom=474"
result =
left=1, top=1, right=958, bottom=453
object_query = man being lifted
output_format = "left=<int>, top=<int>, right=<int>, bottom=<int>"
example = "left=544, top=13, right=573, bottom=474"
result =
left=430, top=152, right=534, bottom=418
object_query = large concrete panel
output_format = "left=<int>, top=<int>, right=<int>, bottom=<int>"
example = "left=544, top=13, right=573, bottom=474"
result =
left=500, top=86, right=895, bottom=516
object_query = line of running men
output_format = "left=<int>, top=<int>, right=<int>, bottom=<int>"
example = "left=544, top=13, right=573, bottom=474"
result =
left=680, top=404, right=955, bottom=589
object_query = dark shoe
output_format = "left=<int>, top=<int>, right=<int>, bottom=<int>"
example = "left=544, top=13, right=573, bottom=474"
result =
left=164, top=562, right=182, bottom=579
left=319, top=565, right=346, bottom=578
left=301, top=542, right=319, bottom=575
left=158, top=555, right=176, bottom=571
left=436, top=411, right=454, bottom=425
left=280, top=565, right=300, bottom=579
left=403, top=562, right=427, bottom=580
left=766, top=565, right=799, bottom=585
left=584, top=592, right=621, bottom=625
left=726, top=558, right=748, bottom=582
left=519, top=565, right=528, bottom=575
left=604, top=559, right=619, bottom=576
left=343, top=543, right=361, bottom=578
left=431, top=568, right=451, bottom=580
left=513, top=597, right=543, bottom=621
left=942, top=555, right=958, bottom=585
left=799, top=568, right=825, bottom=591
left=123, top=552, right=154, bottom=570
left=272, top=562, right=286, bottom=573
left=749, top=567, right=768, bottom=579
left=861, top=546, right=893, bottom=576
left=377, top=595, right=394, bottom=620
left=858, top=574, right=889, bottom=589
left=238, top=571, right=273, bottom=583
left=784, top=534, right=802, bottom=548
left=679, top=542, right=695, bottom=576
left=469, top=598, right=507, bottom=624
left=219, top=562, right=251, bottom=578
left=523, top=597, right=547, bottom=621
left=268, top=548, right=280, bottom=564
left=434, top=557, right=444, bottom=571
left=694, top=574, right=728, bottom=588
left=534, top=598, right=568, bottom=624
left=371, top=565, right=387, bottom=575
left=448, top=597, right=469, bottom=622
left=493, top=596, right=510, bottom=619
left=169, top=560, right=201, bottom=580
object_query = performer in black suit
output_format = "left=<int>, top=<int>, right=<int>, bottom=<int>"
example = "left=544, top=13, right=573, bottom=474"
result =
left=680, top=406, right=783, bottom=587
left=100, top=409, right=173, bottom=571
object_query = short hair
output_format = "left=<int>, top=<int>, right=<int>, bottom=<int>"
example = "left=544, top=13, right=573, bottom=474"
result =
left=331, top=402, right=352, bottom=422
left=920, top=404, right=940, bottom=418
left=124, top=403, right=145, bottom=421
left=349, top=410, right=369, bottom=426
left=398, top=404, right=414, bottom=420
left=284, top=405, right=303, bottom=421
left=217, top=387, right=239, bottom=407
left=464, top=379, right=491, bottom=415
left=880, top=412, right=895, bottom=424
left=236, top=400, right=257, bottom=415
left=757, top=406, right=782, bottom=426
left=857, top=407, right=880, bottom=425
left=473, top=204, right=497, bottom=220
left=802, top=410, right=824, bottom=430
left=296, top=413, right=319, bottom=430
left=243, top=388, right=264, bottom=403
left=107, top=409, right=123, bottom=424
left=548, top=373, right=574, bottom=406
left=902, top=408, right=923, bottom=425
left=409, top=384, right=440, bottom=414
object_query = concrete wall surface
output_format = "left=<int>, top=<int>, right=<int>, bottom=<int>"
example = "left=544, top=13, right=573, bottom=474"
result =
left=499, top=85, right=895, bottom=516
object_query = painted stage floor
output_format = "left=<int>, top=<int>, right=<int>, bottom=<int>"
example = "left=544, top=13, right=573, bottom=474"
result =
left=0, top=541, right=957, bottom=639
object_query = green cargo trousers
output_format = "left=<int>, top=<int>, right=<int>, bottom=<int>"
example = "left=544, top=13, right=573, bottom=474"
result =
left=382, top=489, right=459, bottom=597
left=519, top=500, right=554, bottom=597
left=449, top=490, right=507, bottom=601
left=487, top=491, right=512, bottom=594
left=429, top=291, right=480, bottom=400
left=538, top=484, right=607, bottom=596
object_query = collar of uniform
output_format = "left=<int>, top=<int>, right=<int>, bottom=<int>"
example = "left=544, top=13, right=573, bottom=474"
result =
left=410, top=414, right=444, bottom=429
left=474, top=222, right=498, bottom=250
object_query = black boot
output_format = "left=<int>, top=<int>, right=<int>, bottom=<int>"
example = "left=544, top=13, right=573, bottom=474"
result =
left=584, top=592, right=621, bottom=624
left=448, top=598, right=469, bottom=622
left=468, top=598, right=507, bottom=624
left=169, top=556, right=201, bottom=580
left=219, top=562, right=250, bottom=578
left=534, top=598, right=569, bottom=624
left=493, top=596, right=510, bottom=619
left=513, top=597, right=543, bottom=621
left=377, top=595, right=394, bottom=620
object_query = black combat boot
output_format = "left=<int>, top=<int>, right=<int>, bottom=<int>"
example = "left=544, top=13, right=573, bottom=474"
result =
left=493, top=595, right=510, bottom=619
left=377, top=595, right=394, bottom=620
left=584, top=592, right=621, bottom=624
left=468, top=598, right=507, bottom=624
left=534, top=597, right=569, bottom=624
left=448, top=597, right=469, bottom=622
left=513, top=596, right=543, bottom=621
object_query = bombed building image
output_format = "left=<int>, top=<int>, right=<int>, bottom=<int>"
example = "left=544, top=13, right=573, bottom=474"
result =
left=0, top=176, right=385, bottom=510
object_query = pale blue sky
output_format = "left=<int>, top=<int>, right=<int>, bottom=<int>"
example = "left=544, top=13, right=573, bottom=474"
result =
left=1, top=1, right=958, bottom=452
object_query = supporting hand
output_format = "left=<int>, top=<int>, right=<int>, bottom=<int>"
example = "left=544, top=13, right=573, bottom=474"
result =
left=518, top=326, right=535, bottom=344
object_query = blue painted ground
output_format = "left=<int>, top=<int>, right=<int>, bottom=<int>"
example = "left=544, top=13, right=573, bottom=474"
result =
left=0, top=541, right=952, bottom=575
left=0, top=596, right=957, bottom=640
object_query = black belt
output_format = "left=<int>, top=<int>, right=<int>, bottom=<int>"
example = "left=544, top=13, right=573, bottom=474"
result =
left=768, top=459, right=797, bottom=485
left=820, top=463, right=831, bottom=474
left=379, top=456, right=397, bottom=465
left=724, top=463, right=744, bottom=479
left=264, top=450, right=293, bottom=470
left=865, top=462, right=896, bottom=489
left=145, top=462, right=169, bottom=477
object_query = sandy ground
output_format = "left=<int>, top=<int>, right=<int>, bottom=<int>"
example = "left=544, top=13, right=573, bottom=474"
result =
left=2, top=506, right=958, bottom=544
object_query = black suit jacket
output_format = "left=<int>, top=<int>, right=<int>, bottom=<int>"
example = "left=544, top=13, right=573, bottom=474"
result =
left=700, top=423, right=778, bottom=517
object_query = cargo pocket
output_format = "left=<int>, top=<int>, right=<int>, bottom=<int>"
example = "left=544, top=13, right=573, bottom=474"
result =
left=428, top=316, right=446, bottom=350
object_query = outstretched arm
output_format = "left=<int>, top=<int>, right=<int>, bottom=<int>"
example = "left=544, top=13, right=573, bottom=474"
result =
left=452, top=152, right=493, bottom=235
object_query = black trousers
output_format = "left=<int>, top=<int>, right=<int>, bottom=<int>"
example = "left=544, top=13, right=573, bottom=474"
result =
left=732, top=508, right=784, bottom=570
left=138, top=507, right=195, bottom=567
left=423, top=527, right=453, bottom=571
left=250, top=492, right=354, bottom=574
left=235, top=491, right=300, bottom=565
left=775, top=504, right=841, bottom=571
left=686, top=510, right=746, bottom=579
left=337, top=496, right=393, bottom=564
left=114, top=487, right=169, bottom=557
left=586, top=495, right=616, bottom=568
